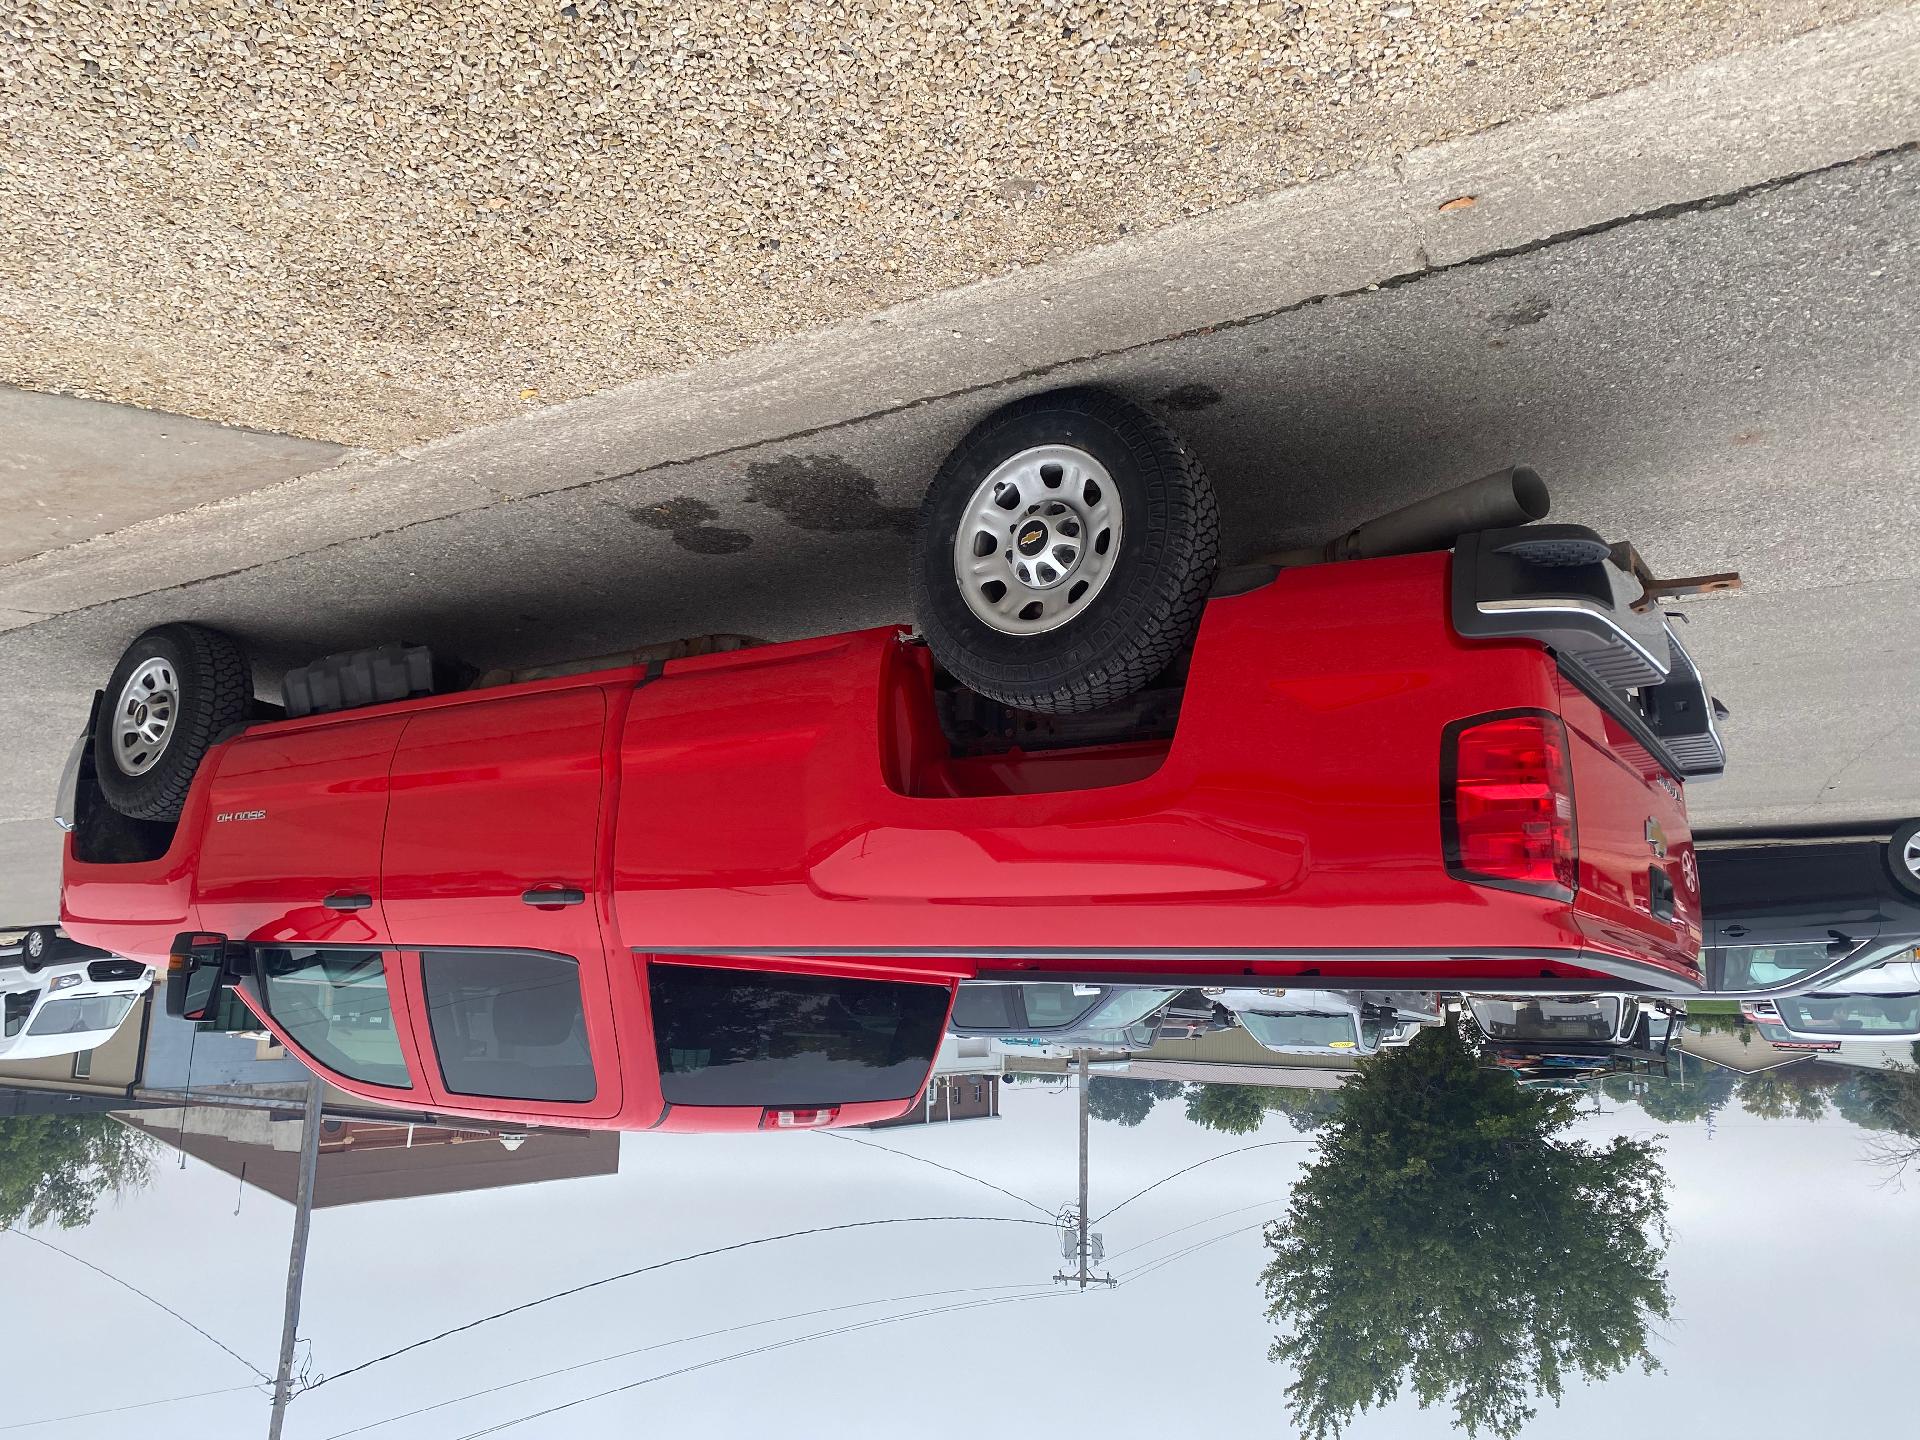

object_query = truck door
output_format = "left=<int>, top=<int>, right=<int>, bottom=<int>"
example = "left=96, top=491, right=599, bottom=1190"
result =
left=380, top=688, right=609, bottom=958
left=1698, top=841, right=1889, bottom=949
left=193, top=716, right=410, bottom=945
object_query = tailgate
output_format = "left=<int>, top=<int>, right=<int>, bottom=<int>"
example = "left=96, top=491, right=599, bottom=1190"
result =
left=1561, top=684, right=1700, bottom=962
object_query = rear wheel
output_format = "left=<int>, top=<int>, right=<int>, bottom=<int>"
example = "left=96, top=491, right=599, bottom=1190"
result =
left=909, top=388, right=1219, bottom=714
left=1889, top=820, right=1920, bottom=899
left=93, top=624, right=252, bottom=822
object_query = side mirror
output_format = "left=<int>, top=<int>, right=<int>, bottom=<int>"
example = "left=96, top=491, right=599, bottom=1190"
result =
left=165, top=931, right=232, bottom=1021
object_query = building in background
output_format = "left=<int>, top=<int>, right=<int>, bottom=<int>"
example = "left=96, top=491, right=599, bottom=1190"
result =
left=868, top=1074, right=1001, bottom=1128
left=120, top=1107, right=619, bottom=1207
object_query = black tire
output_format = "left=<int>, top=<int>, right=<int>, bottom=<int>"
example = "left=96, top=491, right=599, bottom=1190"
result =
left=93, top=624, right=252, bottom=823
left=21, top=925, right=52, bottom=973
left=1889, top=820, right=1920, bottom=900
left=909, top=388, right=1219, bottom=714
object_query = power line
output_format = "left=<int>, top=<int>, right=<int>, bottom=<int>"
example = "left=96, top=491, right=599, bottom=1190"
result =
left=1092, top=1139, right=1311, bottom=1223
left=1101, top=1197, right=1290, bottom=1263
left=2, top=1226, right=271, bottom=1380
left=1115, top=1219, right=1276, bottom=1287
left=301, top=1214, right=1054, bottom=1395
left=0, top=1382, right=265, bottom=1433
left=815, top=1129, right=1052, bottom=1216
left=316, top=1281, right=1051, bottom=1440
left=448, top=1286, right=1074, bottom=1440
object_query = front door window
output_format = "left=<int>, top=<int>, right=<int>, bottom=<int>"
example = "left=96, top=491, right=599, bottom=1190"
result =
left=256, top=947, right=411, bottom=1089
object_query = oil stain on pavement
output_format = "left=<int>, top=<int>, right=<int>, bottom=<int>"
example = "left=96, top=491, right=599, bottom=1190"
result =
left=628, top=496, right=754, bottom=554
left=744, top=454, right=916, bottom=534
left=1490, top=296, right=1553, bottom=329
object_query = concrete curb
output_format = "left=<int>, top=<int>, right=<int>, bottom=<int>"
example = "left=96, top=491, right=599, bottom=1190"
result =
left=3, top=5, right=1916, bottom=630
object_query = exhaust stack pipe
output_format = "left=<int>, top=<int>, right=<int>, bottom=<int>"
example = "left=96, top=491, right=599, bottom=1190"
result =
left=1267, top=466, right=1550, bottom=567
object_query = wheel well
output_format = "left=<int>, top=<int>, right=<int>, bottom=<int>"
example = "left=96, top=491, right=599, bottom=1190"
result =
left=71, top=737, right=177, bottom=864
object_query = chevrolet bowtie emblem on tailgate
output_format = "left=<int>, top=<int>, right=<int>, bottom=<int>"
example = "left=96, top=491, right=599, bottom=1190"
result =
left=1644, top=818, right=1668, bottom=858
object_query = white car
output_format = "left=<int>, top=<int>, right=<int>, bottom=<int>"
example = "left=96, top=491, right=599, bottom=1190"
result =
left=0, top=925, right=155, bottom=1061
left=1206, top=989, right=1443, bottom=1057
left=1748, top=952, right=1920, bottom=1043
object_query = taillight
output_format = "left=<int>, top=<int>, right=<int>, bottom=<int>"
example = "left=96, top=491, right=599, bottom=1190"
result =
left=760, top=1106, right=841, bottom=1130
left=1442, top=709, right=1577, bottom=899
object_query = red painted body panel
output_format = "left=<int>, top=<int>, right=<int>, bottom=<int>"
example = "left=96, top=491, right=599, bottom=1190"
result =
left=194, top=715, right=408, bottom=946
left=61, top=553, right=1705, bottom=1131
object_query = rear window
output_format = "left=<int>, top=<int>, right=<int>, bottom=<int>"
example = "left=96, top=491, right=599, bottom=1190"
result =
left=650, top=964, right=949, bottom=1106
left=422, top=950, right=596, bottom=1104
left=26, top=994, right=137, bottom=1038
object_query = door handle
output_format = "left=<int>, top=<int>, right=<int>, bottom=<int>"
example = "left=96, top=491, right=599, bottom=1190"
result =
left=324, top=893, right=373, bottom=911
left=522, top=887, right=587, bottom=907
left=1723, top=925, right=1748, bottom=938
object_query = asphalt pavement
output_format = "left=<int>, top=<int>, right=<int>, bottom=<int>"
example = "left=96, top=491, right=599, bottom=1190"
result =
left=1, top=147, right=1915, bottom=918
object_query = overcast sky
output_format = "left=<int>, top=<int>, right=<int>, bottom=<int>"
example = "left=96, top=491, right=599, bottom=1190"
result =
left=11, top=1083, right=1917, bottom=1440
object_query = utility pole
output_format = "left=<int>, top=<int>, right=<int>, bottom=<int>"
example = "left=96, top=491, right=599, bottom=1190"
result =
left=1054, top=1050, right=1115, bottom=1290
left=267, top=1079, right=324, bottom=1439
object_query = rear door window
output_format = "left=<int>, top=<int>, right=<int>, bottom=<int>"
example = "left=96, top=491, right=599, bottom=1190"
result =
left=421, top=949, right=596, bottom=1104
left=650, top=964, right=949, bottom=1106
left=948, top=986, right=1019, bottom=1029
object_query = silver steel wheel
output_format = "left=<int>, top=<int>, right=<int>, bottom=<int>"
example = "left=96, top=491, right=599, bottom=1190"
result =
left=112, top=655, right=179, bottom=777
left=951, top=444, right=1123, bottom=635
left=1903, top=831, right=1920, bottom=882
left=25, top=929, right=45, bottom=960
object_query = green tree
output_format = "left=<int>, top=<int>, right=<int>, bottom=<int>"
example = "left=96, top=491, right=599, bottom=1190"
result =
left=0, top=1113, right=156, bottom=1232
left=1736, top=1066, right=1835, bottom=1121
left=1261, top=1084, right=1344, bottom=1133
left=1260, top=1023, right=1671, bottom=1440
left=1086, top=1077, right=1185, bottom=1127
left=1184, top=1082, right=1268, bottom=1134
left=1600, top=1068, right=1736, bottom=1125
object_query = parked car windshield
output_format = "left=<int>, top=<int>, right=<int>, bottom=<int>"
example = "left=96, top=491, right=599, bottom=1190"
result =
left=422, top=950, right=596, bottom=1103
left=25, top=994, right=135, bottom=1037
left=1239, top=1012, right=1361, bottom=1050
left=1773, top=994, right=1920, bottom=1035
left=1471, top=997, right=1623, bottom=1041
left=650, top=964, right=949, bottom=1106
left=256, top=947, right=411, bottom=1089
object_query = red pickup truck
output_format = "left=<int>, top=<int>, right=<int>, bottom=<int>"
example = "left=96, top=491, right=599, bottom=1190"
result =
left=55, top=389, right=1726, bottom=1131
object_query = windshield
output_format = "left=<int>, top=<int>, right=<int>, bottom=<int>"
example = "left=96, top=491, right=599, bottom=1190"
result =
left=1239, top=1012, right=1361, bottom=1050
left=650, top=964, right=950, bottom=1106
left=1773, top=994, right=1920, bottom=1036
left=24, top=994, right=135, bottom=1037
left=1471, top=997, right=1624, bottom=1041
left=257, top=947, right=411, bottom=1089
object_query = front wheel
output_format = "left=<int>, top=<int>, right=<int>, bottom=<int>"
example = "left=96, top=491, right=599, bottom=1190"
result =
left=20, top=925, right=52, bottom=973
left=1889, top=820, right=1920, bottom=899
left=909, top=388, right=1219, bottom=714
left=93, top=623, right=253, bottom=822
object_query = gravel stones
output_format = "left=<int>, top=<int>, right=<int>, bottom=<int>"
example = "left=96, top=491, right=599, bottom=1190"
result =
left=0, top=1, right=1886, bottom=448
